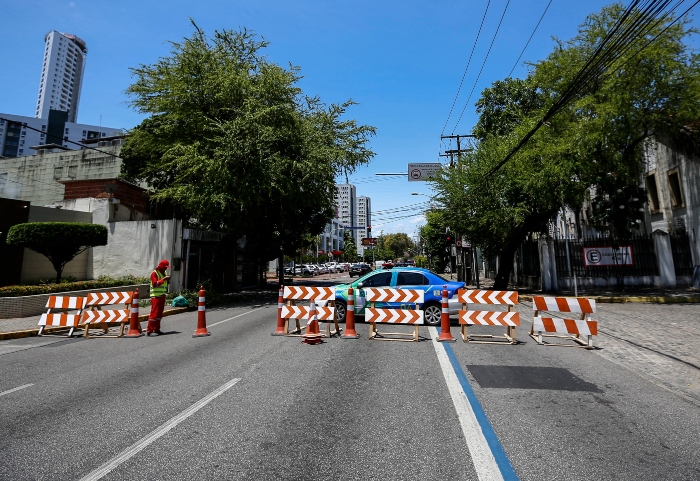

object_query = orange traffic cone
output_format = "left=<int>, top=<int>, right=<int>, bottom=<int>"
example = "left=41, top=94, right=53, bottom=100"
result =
left=341, top=287, right=359, bottom=339
left=125, top=289, right=143, bottom=338
left=302, top=302, right=323, bottom=345
left=193, top=286, right=211, bottom=337
left=437, top=285, right=455, bottom=342
left=272, top=285, right=286, bottom=336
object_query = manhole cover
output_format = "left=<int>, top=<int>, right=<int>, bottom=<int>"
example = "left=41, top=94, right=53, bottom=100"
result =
left=466, top=365, right=601, bottom=392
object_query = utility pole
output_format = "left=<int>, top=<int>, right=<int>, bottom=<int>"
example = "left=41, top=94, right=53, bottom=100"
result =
left=440, top=134, right=476, bottom=281
left=440, top=134, right=476, bottom=166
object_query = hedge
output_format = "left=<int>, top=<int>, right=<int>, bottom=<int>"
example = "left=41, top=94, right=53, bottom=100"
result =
left=0, top=275, right=148, bottom=297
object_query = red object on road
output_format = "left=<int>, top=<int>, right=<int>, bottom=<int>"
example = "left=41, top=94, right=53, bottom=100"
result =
left=302, top=302, right=323, bottom=345
left=272, top=285, right=286, bottom=336
left=437, top=285, right=455, bottom=342
left=125, top=289, right=143, bottom=338
left=193, top=286, right=211, bottom=337
left=342, top=287, right=359, bottom=339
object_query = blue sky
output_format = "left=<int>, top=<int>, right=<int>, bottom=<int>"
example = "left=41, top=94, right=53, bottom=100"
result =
left=2, top=0, right=699, bottom=239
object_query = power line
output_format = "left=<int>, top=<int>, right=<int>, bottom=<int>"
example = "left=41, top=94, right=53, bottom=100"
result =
left=441, top=0, right=492, bottom=136
left=452, top=0, right=512, bottom=134
left=0, top=116, right=123, bottom=159
left=486, top=0, right=695, bottom=177
left=507, top=0, right=554, bottom=78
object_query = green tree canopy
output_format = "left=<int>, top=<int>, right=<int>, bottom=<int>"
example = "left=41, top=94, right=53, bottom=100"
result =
left=432, top=3, right=700, bottom=289
left=120, top=21, right=376, bottom=269
left=6, top=223, right=108, bottom=282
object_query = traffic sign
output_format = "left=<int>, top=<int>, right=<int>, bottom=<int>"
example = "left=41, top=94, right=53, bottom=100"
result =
left=408, top=163, right=442, bottom=182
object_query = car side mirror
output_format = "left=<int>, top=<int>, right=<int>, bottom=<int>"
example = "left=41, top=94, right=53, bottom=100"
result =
left=357, top=282, right=364, bottom=289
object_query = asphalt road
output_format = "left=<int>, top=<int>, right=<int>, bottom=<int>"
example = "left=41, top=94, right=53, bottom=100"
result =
left=1, top=282, right=700, bottom=480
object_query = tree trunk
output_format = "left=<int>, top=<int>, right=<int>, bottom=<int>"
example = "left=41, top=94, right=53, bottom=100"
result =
left=493, top=243, right=518, bottom=291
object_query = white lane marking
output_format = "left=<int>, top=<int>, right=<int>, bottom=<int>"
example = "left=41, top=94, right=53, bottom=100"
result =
left=78, top=377, right=242, bottom=481
left=0, top=383, right=33, bottom=397
left=207, top=307, right=264, bottom=328
left=429, top=326, right=504, bottom=481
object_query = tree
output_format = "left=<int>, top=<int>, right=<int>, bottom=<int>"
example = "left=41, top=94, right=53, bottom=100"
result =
left=6, top=223, right=107, bottom=282
left=433, top=3, right=700, bottom=290
left=418, top=211, right=452, bottom=274
left=383, top=233, right=415, bottom=259
left=120, top=22, right=376, bottom=285
left=342, top=231, right=357, bottom=262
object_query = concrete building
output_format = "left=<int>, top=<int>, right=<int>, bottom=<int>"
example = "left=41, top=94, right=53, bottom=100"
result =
left=334, top=183, right=356, bottom=231
left=0, top=113, right=123, bottom=158
left=36, top=31, right=87, bottom=123
left=319, top=218, right=346, bottom=260
left=356, top=196, right=371, bottom=257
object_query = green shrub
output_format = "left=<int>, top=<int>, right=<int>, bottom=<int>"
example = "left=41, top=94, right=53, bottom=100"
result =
left=0, top=275, right=148, bottom=297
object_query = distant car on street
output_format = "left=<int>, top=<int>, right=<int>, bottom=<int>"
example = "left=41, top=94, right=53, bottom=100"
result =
left=322, top=267, right=465, bottom=326
left=349, top=263, right=372, bottom=277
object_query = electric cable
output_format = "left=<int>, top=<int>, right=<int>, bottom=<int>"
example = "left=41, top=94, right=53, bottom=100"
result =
left=507, top=0, right=554, bottom=78
left=441, top=0, right=492, bottom=136
left=0, top=116, right=123, bottom=159
left=485, top=0, right=695, bottom=178
left=452, top=0, right=512, bottom=133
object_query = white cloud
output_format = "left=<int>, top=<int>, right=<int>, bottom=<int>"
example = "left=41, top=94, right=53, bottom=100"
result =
left=409, top=215, right=425, bottom=224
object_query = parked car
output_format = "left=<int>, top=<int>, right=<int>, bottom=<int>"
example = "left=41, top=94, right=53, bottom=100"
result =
left=322, top=267, right=465, bottom=326
left=296, top=264, right=315, bottom=276
left=349, top=263, right=372, bottom=277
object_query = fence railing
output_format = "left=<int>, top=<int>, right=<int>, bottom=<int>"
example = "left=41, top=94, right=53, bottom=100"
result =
left=554, top=234, right=658, bottom=278
left=670, top=234, right=694, bottom=276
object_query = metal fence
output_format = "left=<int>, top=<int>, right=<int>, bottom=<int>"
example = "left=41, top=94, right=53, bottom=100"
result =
left=518, top=239, right=541, bottom=277
left=554, top=234, right=659, bottom=278
left=670, top=234, right=694, bottom=276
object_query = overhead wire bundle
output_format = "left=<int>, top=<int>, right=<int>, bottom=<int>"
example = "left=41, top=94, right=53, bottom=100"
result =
left=485, top=0, right=699, bottom=177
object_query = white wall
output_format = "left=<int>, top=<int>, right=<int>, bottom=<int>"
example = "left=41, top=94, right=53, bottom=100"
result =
left=91, top=219, right=184, bottom=293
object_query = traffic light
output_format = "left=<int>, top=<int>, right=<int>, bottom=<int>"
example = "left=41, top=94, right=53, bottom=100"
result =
left=444, top=228, right=452, bottom=243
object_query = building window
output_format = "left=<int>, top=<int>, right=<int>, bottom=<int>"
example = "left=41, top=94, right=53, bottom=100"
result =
left=646, top=174, right=660, bottom=212
left=667, top=168, right=685, bottom=209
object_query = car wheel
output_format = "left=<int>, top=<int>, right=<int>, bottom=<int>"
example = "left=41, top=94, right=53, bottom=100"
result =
left=423, top=302, right=442, bottom=326
left=335, top=300, right=347, bottom=323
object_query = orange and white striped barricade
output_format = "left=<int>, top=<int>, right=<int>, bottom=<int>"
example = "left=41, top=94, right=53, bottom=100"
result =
left=365, top=287, right=424, bottom=342
left=458, top=289, right=519, bottom=345
left=81, top=291, right=133, bottom=338
left=279, top=286, right=340, bottom=338
left=530, top=296, right=597, bottom=349
left=38, top=296, right=86, bottom=337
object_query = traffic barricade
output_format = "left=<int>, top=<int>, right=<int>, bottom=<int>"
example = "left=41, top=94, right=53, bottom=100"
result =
left=458, top=289, right=519, bottom=345
left=530, top=296, right=597, bottom=349
left=279, top=286, right=340, bottom=338
left=81, top=291, right=133, bottom=338
left=38, top=296, right=86, bottom=337
left=365, top=287, right=424, bottom=342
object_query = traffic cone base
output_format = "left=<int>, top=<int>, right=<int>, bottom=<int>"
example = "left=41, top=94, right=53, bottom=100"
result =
left=302, top=319, right=323, bottom=345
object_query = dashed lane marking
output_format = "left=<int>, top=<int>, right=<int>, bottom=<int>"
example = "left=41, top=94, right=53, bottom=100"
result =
left=207, top=307, right=265, bottom=328
left=0, top=383, right=33, bottom=397
left=78, top=378, right=242, bottom=481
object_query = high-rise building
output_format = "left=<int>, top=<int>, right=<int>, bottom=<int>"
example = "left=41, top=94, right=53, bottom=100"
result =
left=334, top=183, right=356, bottom=230
left=356, top=196, right=371, bottom=256
left=36, top=31, right=88, bottom=123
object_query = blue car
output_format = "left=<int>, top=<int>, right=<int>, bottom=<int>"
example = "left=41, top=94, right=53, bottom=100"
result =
left=327, top=267, right=465, bottom=326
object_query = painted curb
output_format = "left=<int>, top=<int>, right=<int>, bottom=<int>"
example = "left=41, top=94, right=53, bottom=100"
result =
left=0, top=307, right=191, bottom=341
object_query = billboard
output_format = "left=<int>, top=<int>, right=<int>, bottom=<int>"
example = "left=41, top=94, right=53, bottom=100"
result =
left=408, top=163, right=442, bottom=182
left=361, top=237, right=377, bottom=246
left=582, top=246, right=634, bottom=267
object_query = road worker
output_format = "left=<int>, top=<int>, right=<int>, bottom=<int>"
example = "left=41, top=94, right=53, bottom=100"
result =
left=147, top=259, right=171, bottom=336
